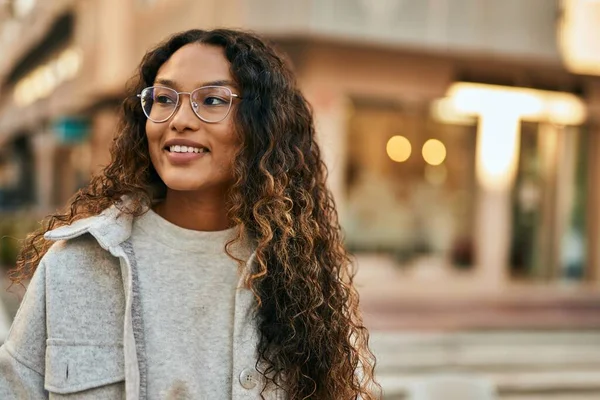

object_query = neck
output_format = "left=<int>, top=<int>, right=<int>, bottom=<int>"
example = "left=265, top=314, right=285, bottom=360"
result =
left=154, top=189, right=231, bottom=231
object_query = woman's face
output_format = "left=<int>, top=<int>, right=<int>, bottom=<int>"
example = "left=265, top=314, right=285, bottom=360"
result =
left=146, top=43, right=239, bottom=195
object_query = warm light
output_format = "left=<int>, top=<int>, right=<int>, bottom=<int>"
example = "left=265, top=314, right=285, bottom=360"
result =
left=58, top=48, right=82, bottom=79
left=447, top=82, right=586, bottom=125
left=476, top=111, right=521, bottom=190
left=545, top=94, right=587, bottom=125
left=33, top=66, right=56, bottom=98
left=445, top=82, right=586, bottom=190
left=430, top=97, right=477, bottom=125
left=386, top=135, right=412, bottom=162
left=450, top=85, right=544, bottom=118
left=13, top=47, right=82, bottom=107
left=422, top=139, right=446, bottom=166
left=13, top=0, right=36, bottom=18
left=558, top=0, right=600, bottom=76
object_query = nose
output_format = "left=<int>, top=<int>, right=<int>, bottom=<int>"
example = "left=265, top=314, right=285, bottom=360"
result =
left=169, top=93, right=201, bottom=133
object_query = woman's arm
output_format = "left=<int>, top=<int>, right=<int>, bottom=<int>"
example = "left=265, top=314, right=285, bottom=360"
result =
left=0, top=261, right=48, bottom=398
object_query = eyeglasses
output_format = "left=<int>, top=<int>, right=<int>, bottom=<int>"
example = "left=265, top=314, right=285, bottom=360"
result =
left=137, top=85, right=241, bottom=123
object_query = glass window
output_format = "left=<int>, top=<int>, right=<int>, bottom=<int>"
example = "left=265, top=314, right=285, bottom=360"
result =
left=342, top=98, right=477, bottom=271
left=511, top=122, right=589, bottom=282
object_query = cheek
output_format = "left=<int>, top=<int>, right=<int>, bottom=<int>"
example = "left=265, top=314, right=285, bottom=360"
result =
left=213, top=130, right=239, bottom=175
left=145, top=121, right=158, bottom=143
left=215, top=120, right=239, bottom=155
left=222, top=132, right=240, bottom=165
left=145, top=123, right=161, bottom=156
left=145, top=128, right=164, bottom=174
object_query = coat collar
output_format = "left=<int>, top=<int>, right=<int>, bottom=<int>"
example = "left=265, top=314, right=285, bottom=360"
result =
left=44, top=200, right=134, bottom=251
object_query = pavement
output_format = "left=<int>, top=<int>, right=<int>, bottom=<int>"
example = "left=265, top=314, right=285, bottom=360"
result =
left=353, top=254, right=600, bottom=331
left=370, top=330, right=600, bottom=399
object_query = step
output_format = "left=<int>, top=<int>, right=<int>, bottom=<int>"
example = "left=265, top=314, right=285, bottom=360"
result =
left=370, top=331, right=600, bottom=371
left=377, top=370, right=600, bottom=397
left=361, top=296, right=600, bottom=330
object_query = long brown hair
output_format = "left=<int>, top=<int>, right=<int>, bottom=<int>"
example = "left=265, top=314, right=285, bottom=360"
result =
left=12, top=29, right=378, bottom=399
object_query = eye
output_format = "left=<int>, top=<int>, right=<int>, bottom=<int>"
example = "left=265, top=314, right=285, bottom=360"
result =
left=156, top=94, right=176, bottom=105
left=203, top=96, right=228, bottom=106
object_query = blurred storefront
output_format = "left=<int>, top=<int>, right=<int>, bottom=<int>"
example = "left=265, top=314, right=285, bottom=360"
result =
left=1, top=0, right=600, bottom=317
left=0, top=0, right=121, bottom=210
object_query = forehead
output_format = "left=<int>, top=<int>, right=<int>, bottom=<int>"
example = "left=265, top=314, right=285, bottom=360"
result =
left=154, top=43, right=232, bottom=88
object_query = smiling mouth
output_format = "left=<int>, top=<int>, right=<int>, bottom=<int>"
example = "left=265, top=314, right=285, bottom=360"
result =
left=164, top=145, right=210, bottom=154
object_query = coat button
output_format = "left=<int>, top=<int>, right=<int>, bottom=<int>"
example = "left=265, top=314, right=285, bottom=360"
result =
left=239, top=367, right=260, bottom=389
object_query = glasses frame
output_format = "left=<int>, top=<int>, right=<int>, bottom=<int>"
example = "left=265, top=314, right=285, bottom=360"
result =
left=137, top=85, right=242, bottom=124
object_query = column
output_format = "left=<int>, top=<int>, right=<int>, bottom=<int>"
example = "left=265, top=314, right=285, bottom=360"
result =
left=587, top=123, right=600, bottom=284
left=473, top=112, right=521, bottom=288
left=586, top=83, right=600, bottom=285
left=31, top=129, right=56, bottom=212
left=304, top=86, right=350, bottom=217
left=535, top=123, right=560, bottom=280
left=554, top=126, right=578, bottom=280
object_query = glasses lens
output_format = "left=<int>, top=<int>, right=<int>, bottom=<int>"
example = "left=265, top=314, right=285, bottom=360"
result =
left=191, top=86, right=233, bottom=122
left=140, top=86, right=178, bottom=122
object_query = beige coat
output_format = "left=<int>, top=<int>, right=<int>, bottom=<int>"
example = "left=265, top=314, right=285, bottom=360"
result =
left=0, top=203, right=283, bottom=399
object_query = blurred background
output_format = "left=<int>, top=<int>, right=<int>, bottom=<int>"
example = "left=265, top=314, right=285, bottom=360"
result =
left=1, top=0, right=600, bottom=398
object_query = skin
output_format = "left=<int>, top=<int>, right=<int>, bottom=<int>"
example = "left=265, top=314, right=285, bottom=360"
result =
left=146, top=44, right=240, bottom=231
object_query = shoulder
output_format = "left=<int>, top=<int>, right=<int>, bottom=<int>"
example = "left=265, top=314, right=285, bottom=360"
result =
left=44, top=234, right=113, bottom=268
left=41, top=199, right=139, bottom=274
left=41, top=234, right=125, bottom=335
left=42, top=235, right=121, bottom=286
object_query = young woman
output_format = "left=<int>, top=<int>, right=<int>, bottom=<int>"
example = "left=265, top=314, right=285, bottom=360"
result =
left=0, top=29, right=378, bottom=399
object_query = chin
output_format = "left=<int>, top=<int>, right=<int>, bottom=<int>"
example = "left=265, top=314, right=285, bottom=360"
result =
left=163, top=180, right=205, bottom=192
left=156, top=168, right=232, bottom=194
left=159, top=173, right=205, bottom=192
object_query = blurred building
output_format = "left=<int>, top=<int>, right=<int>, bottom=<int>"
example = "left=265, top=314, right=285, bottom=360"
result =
left=1, top=0, right=600, bottom=326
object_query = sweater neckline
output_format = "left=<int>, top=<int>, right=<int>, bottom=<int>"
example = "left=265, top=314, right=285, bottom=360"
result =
left=133, top=208, right=237, bottom=253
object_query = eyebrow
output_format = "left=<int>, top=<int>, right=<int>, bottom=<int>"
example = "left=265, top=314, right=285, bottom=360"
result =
left=154, top=78, right=237, bottom=89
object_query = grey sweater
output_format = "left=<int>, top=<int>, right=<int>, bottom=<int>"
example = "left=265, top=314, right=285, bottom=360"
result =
left=131, top=209, right=243, bottom=399
left=0, top=202, right=285, bottom=399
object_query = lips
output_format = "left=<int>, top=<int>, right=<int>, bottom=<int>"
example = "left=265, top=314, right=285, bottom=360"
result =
left=162, top=139, right=210, bottom=165
left=164, top=149, right=208, bottom=165
left=163, top=138, right=210, bottom=153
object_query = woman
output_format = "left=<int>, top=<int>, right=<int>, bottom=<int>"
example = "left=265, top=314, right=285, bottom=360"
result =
left=0, top=29, right=378, bottom=399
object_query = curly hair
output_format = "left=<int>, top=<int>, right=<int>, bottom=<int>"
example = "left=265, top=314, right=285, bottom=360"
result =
left=11, top=29, right=379, bottom=399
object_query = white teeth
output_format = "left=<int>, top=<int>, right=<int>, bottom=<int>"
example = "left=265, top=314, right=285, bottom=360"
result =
left=168, top=145, right=208, bottom=153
